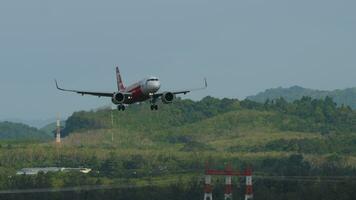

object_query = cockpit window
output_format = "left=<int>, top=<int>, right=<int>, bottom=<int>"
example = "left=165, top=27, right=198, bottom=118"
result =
left=147, top=78, right=159, bottom=81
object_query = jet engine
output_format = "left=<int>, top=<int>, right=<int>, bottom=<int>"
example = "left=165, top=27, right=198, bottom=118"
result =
left=112, top=92, right=125, bottom=104
left=161, top=92, right=175, bottom=104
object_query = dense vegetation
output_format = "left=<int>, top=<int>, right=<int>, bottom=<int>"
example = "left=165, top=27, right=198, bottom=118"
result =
left=0, top=96, right=356, bottom=200
left=1, top=154, right=356, bottom=200
left=247, top=86, right=356, bottom=109
left=62, top=97, right=240, bottom=137
left=0, top=121, right=50, bottom=140
left=243, top=96, right=355, bottom=134
left=63, top=96, right=356, bottom=137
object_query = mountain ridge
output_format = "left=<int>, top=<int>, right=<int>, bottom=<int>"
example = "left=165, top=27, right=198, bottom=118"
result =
left=0, top=121, right=51, bottom=140
left=247, top=86, right=356, bottom=109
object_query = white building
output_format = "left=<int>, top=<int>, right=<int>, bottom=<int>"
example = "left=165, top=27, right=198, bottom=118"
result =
left=16, top=167, right=92, bottom=175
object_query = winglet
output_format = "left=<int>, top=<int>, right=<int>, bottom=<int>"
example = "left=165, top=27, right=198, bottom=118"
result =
left=55, top=79, right=67, bottom=92
left=55, top=79, right=61, bottom=90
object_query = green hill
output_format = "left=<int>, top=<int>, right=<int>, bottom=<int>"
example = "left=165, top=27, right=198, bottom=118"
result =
left=0, top=121, right=51, bottom=140
left=1, top=97, right=356, bottom=200
left=64, top=96, right=356, bottom=135
left=61, top=97, right=240, bottom=137
left=247, top=86, right=356, bottom=109
left=40, top=121, right=65, bottom=137
left=61, top=96, right=356, bottom=155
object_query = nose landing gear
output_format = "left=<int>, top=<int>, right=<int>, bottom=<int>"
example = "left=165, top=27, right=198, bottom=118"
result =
left=149, top=96, right=158, bottom=111
left=117, top=105, right=125, bottom=111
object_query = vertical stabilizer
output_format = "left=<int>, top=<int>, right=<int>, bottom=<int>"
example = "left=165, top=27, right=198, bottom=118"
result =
left=116, top=66, right=125, bottom=91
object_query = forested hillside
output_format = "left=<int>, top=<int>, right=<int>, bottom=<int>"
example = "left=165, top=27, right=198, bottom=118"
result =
left=1, top=97, right=356, bottom=200
left=62, top=97, right=240, bottom=137
left=247, top=86, right=356, bottom=109
left=63, top=96, right=356, bottom=138
left=60, top=96, right=356, bottom=156
left=0, top=121, right=50, bottom=140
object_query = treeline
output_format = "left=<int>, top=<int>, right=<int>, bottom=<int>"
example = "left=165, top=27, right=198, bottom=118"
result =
left=62, top=96, right=355, bottom=137
left=242, top=96, right=356, bottom=134
left=1, top=154, right=356, bottom=200
left=3, top=178, right=356, bottom=200
left=0, top=121, right=50, bottom=140
left=62, top=97, right=240, bottom=137
left=247, top=85, right=356, bottom=109
left=2, top=181, right=356, bottom=200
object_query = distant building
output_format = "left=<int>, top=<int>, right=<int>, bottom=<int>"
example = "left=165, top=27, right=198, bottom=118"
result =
left=16, top=167, right=92, bottom=175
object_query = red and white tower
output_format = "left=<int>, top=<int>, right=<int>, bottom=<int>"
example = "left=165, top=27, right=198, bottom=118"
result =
left=56, top=114, right=61, bottom=144
left=224, top=165, right=233, bottom=200
left=203, top=163, right=253, bottom=200
left=204, top=174, right=213, bottom=200
left=244, top=168, right=253, bottom=200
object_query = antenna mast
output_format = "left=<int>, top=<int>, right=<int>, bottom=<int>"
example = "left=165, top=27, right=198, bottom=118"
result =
left=56, top=113, right=61, bottom=144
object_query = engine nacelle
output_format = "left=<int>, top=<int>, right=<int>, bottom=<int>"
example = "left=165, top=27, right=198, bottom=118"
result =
left=161, top=92, right=175, bottom=104
left=112, top=92, right=125, bottom=104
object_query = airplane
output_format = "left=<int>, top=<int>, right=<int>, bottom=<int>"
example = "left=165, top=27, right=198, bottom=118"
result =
left=55, top=67, right=207, bottom=111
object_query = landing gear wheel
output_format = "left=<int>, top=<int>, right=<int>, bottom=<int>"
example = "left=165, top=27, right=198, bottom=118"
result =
left=150, top=105, right=158, bottom=110
left=117, top=105, right=125, bottom=111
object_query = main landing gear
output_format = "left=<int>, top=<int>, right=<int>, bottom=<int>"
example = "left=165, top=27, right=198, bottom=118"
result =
left=150, top=105, right=158, bottom=110
left=117, top=104, right=125, bottom=111
left=150, top=97, right=158, bottom=111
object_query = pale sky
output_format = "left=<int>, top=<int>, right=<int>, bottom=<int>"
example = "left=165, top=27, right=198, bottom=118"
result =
left=0, top=0, right=355, bottom=120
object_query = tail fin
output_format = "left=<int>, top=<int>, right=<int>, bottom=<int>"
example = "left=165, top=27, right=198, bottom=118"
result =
left=116, top=66, right=125, bottom=91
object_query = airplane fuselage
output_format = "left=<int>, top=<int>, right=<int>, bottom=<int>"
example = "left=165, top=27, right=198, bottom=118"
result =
left=117, top=76, right=161, bottom=104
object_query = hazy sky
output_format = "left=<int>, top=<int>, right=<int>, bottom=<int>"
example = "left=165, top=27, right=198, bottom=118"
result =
left=0, top=0, right=355, bottom=120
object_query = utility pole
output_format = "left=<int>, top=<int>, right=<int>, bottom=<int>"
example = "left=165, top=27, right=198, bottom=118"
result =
left=55, top=113, right=61, bottom=166
left=203, top=174, right=213, bottom=200
left=244, top=167, right=253, bottom=200
left=56, top=113, right=61, bottom=144
left=224, top=164, right=233, bottom=200
left=111, top=107, right=114, bottom=143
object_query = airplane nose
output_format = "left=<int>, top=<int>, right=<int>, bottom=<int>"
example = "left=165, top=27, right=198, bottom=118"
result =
left=147, top=81, right=160, bottom=92
left=156, top=81, right=161, bottom=89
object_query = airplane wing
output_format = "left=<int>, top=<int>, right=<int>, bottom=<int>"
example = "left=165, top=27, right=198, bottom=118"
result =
left=153, top=78, right=207, bottom=98
left=55, top=80, right=113, bottom=97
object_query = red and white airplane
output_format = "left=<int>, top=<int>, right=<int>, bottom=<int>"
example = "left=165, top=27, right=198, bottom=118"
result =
left=55, top=67, right=207, bottom=111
